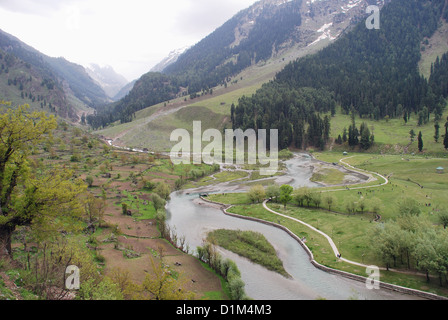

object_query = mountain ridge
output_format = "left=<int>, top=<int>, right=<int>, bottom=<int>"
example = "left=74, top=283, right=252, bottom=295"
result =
left=86, top=63, right=129, bottom=100
left=89, top=0, right=386, bottom=129
left=150, top=46, right=191, bottom=73
left=0, top=28, right=110, bottom=114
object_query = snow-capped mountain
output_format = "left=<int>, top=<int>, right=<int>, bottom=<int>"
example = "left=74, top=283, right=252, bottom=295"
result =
left=150, top=46, right=191, bottom=73
left=86, top=63, right=129, bottom=100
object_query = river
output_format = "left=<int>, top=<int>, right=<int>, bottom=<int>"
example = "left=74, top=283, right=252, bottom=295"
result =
left=166, top=154, right=423, bottom=300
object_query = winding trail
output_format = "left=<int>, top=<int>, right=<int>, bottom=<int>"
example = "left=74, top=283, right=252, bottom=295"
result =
left=318, top=156, right=390, bottom=193
left=262, top=200, right=377, bottom=269
left=260, top=155, right=390, bottom=269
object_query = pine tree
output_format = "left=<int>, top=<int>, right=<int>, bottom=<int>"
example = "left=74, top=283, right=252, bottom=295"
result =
left=360, top=123, right=372, bottom=150
left=444, top=121, right=448, bottom=150
left=434, top=122, right=440, bottom=143
left=342, top=128, right=348, bottom=143
left=418, top=131, right=424, bottom=152
left=410, top=129, right=416, bottom=142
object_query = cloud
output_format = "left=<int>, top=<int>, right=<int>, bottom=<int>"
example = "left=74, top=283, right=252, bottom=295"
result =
left=172, top=0, right=257, bottom=39
left=0, top=0, right=84, bottom=16
left=0, top=0, right=259, bottom=80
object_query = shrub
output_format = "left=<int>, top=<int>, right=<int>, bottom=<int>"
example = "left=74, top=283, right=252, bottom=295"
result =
left=85, top=176, right=94, bottom=188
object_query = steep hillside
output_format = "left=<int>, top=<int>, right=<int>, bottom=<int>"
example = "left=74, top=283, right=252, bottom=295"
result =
left=150, top=46, right=190, bottom=73
left=0, top=48, right=90, bottom=121
left=113, top=80, right=136, bottom=101
left=0, top=29, right=109, bottom=110
left=419, top=18, right=448, bottom=79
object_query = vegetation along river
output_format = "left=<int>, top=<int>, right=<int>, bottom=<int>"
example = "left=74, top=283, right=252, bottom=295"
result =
left=166, top=154, right=423, bottom=300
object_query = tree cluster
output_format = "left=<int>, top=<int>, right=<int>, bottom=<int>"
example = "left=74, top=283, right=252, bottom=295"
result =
left=370, top=198, right=448, bottom=285
left=232, top=85, right=334, bottom=150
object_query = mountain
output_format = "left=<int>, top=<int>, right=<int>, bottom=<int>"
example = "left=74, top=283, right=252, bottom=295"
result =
left=113, top=80, right=136, bottom=101
left=89, top=0, right=387, bottom=129
left=150, top=46, right=190, bottom=73
left=0, top=29, right=110, bottom=111
left=233, top=0, right=448, bottom=150
left=0, top=47, right=83, bottom=120
left=86, top=64, right=129, bottom=100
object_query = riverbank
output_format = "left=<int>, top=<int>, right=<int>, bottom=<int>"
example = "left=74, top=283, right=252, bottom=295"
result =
left=204, top=152, right=448, bottom=299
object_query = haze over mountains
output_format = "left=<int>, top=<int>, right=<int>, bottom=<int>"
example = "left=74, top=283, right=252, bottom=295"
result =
left=87, top=0, right=390, bottom=129
left=86, top=64, right=129, bottom=99
left=0, top=0, right=447, bottom=139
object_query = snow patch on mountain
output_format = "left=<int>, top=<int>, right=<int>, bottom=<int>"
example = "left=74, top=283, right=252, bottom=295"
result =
left=150, top=46, right=190, bottom=73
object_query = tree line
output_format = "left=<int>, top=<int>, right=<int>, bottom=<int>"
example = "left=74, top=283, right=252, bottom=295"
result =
left=231, top=85, right=334, bottom=150
left=371, top=198, right=448, bottom=285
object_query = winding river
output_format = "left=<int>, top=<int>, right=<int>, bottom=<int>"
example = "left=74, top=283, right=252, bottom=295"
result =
left=166, top=154, right=421, bottom=300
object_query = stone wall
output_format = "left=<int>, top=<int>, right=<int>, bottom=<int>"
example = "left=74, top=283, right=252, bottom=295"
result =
left=199, top=196, right=448, bottom=301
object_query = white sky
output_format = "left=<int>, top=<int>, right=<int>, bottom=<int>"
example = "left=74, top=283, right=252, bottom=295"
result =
left=0, top=0, right=258, bottom=81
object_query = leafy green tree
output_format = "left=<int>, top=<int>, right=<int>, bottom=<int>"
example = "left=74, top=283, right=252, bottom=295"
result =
left=370, top=222, right=402, bottom=270
left=154, top=182, right=171, bottom=200
left=151, top=193, right=166, bottom=212
left=279, top=185, right=293, bottom=208
left=123, top=253, right=194, bottom=300
left=85, top=176, right=94, bottom=188
left=413, top=230, right=438, bottom=282
left=294, top=187, right=313, bottom=207
left=397, top=197, right=422, bottom=217
left=84, top=192, right=107, bottom=232
left=344, top=196, right=358, bottom=214
left=0, top=103, right=86, bottom=257
left=247, top=185, right=266, bottom=204
left=266, top=185, right=280, bottom=203
left=323, top=194, right=336, bottom=211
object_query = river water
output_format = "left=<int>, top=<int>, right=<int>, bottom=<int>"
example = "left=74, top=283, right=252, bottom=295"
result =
left=166, top=154, right=423, bottom=300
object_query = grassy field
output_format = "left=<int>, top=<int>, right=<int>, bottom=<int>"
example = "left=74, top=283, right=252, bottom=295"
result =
left=327, top=107, right=448, bottom=156
left=207, top=148, right=448, bottom=297
left=314, top=152, right=448, bottom=220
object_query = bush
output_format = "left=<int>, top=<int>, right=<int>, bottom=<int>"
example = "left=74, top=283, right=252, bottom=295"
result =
left=227, top=278, right=246, bottom=300
left=121, top=203, right=128, bottom=216
left=196, top=242, right=247, bottom=300
left=85, top=176, right=94, bottom=188
left=247, top=185, right=266, bottom=203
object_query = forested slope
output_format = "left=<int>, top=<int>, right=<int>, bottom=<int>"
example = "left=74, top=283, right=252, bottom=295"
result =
left=233, top=0, right=448, bottom=150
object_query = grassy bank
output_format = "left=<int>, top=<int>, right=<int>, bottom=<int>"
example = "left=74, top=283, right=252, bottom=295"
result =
left=207, top=229, right=290, bottom=278
left=207, top=149, right=448, bottom=298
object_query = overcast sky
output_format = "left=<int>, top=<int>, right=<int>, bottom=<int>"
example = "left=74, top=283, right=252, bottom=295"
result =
left=0, top=0, right=258, bottom=81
